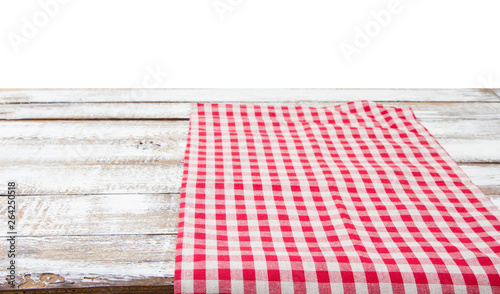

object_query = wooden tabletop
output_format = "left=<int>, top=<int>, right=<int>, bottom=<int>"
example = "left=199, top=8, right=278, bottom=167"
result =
left=1, top=89, right=499, bottom=292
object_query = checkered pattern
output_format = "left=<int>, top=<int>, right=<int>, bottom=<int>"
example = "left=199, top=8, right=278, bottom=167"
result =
left=175, top=101, right=500, bottom=294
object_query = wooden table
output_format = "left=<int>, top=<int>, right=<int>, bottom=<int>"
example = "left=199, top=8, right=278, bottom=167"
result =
left=1, top=89, right=499, bottom=293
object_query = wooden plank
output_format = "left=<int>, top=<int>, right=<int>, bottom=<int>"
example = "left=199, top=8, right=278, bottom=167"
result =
left=0, top=144, right=185, bottom=164
left=0, top=194, right=180, bottom=236
left=0, top=163, right=183, bottom=195
left=4, top=186, right=500, bottom=238
left=2, top=119, right=499, bottom=144
left=0, top=89, right=498, bottom=103
left=438, top=139, right=500, bottom=163
left=459, top=164, right=500, bottom=186
left=1, top=102, right=500, bottom=120
left=0, top=119, right=499, bottom=195
left=1, top=119, right=498, bottom=148
left=0, top=120, right=189, bottom=143
left=1, top=107, right=499, bottom=166
left=1, top=138, right=499, bottom=166
left=420, top=120, right=500, bottom=139
left=0, top=102, right=193, bottom=120
left=0, top=162, right=498, bottom=196
left=0, top=235, right=176, bottom=289
left=409, top=102, right=500, bottom=120
left=0, top=120, right=189, bottom=164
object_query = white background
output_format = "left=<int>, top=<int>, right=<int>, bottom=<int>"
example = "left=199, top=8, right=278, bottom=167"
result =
left=0, top=0, right=499, bottom=88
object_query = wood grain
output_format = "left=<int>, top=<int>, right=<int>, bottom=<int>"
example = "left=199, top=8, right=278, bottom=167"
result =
left=0, top=235, right=176, bottom=289
left=0, top=120, right=189, bottom=144
left=0, top=163, right=183, bottom=195
left=1, top=101, right=500, bottom=120
left=3, top=186, right=500, bottom=238
left=0, top=194, right=180, bottom=236
left=0, top=118, right=499, bottom=195
left=1, top=110, right=498, bottom=167
left=459, top=164, right=500, bottom=186
left=0, top=120, right=188, bottom=167
left=3, top=119, right=500, bottom=146
left=0, top=89, right=499, bottom=103
left=0, top=163, right=498, bottom=195
left=437, top=139, right=500, bottom=163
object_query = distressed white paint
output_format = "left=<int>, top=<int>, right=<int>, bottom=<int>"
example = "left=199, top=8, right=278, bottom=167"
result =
left=2, top=102, right=500, bottom=120
left=0, top=194, right=180, bottom=236
left=1, top=138, right=499, bottom=165
left=0, top=120, right=189, bottom=140
left=0, top=163, right=184, bottom=195
left=439, top=139, right=500, bottom=163
left=0, top=235, right=177, bottom=281
left=0, top=88, right=498, bottom=103
left=460, top=164, right=500, bottom=186
left=0, top=143, right=185, bottom=164
left=420, top=120, right=500, bottom=139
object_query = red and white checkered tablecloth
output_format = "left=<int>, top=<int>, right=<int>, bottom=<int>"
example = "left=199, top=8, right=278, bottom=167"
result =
left=175, top=101, right=500, bottom=294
